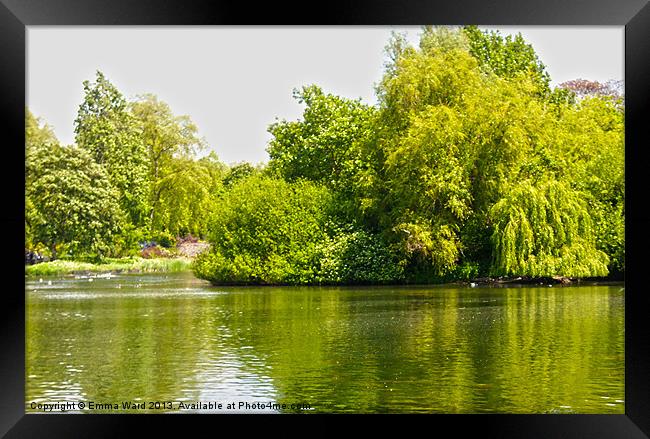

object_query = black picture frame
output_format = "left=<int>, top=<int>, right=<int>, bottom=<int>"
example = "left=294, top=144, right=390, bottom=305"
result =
left=2, top=0, right=649, bottom=437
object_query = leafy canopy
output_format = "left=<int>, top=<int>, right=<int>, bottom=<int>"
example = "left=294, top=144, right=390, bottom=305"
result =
left=74, top=71, right=149, bottom=227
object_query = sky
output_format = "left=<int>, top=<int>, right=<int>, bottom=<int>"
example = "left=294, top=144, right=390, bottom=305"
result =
left=27, top=26, right=624, bottom=165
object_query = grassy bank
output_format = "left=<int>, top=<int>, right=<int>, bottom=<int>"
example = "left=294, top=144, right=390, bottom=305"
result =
left=25, top=257, right=193, bottom=277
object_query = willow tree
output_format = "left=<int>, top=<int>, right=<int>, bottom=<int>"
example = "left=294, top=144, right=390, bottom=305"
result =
left=552, top=96, right=625, bottom=275
left=151, top=155, right=225, bottom=238
left=371, top=26, right=620, bottom=279
left=374, top=26, right=547, bottom=276
left=130, top=94, right=207, bottom=235
left=490, top=180, right=609, bottom=277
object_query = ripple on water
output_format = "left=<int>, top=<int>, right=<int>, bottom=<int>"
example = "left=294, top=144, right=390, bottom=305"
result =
left=25, top=278, right=624, bottom=413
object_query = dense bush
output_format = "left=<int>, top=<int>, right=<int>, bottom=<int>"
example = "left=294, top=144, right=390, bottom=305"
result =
left=192, top=175, right=405, bottom=285
left=317, top=230, right=405, bottom=284
left=193, top=176, right=331, bottom=284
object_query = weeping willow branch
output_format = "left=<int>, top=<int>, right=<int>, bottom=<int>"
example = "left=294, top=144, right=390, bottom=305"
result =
left=489, top=180, right=609, bottom=278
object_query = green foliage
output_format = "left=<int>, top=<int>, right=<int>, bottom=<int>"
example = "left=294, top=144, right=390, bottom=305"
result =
left=571, top=103, right=625, bottom=277
left=590, top=202, right=624, bottom=276
left=130, top=94, right=209, bottom=234
left=375, top=28, right=536, bottom=277
left=26, top=28, right=624, bottom=283
left=267, top=85, right=377, bottom=193
left=149, top=156, right=224, bottom=238
left=193, top=175, right=404, bottom=285
left=25, top=110, right=59, bottom=250
left=74, top=71, right=149, bottom=227
left=451, top=261, right=481, bottom=281
left=28, top=76, right=224, bottom=261
left=266, top=85, right=383, bottom=231
left=377, top=35, right=484, bottom=131
left=25, top=256, right=192, bottom=277
left=223, top=162, right=258, bottom=188
left=110, top=223, right=146, bottom=258
left=392, top=221, right=462, bottom=277
left=489, top=180, right=609, bottom=277
left=130, top=94, right=205, bottom=163
left=317, top=230, right=405, bottom=284
left=26, top=143, right=124, bottom=260
left=193, top=176, right=332, bottom=284
left=366, top=26, right=623, bottom=281
left=25, top=109, right=57, bottom=152
left=462, top=25, right=551, bottom=96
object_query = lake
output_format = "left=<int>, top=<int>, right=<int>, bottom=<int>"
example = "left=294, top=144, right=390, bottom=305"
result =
left=25, top=272, right=624, bottom=413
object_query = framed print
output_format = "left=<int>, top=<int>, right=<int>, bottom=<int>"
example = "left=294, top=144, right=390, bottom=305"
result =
left=2, top=0, right=649, bottom=437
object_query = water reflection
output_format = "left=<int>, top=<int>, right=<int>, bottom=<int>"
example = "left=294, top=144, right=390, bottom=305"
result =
left=26, top=274, right=624, bottom=413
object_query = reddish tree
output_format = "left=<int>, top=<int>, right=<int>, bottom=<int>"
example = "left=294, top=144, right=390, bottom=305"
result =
left=559, top=78, right=624, bottom=101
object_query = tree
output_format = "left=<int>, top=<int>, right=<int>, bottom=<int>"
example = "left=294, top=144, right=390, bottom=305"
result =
left=26, top=143, right=124, bottom=260
left=558, top=79, right=624, bottom=109
left=151, top=155, right=225, bottom=238
left=462, top=25, right=551, bottom=96
left=489, top=180, right=609, bottom=277
left=25, top=109, right=57, bottom=153
left=267, top=85, right=376, bottom=192
left=375, top=27, right=524, bottom=275
left=267, top=85, right=380, bottom=230
left=74, top=71, right=149, bottom=227
left=130, top=94, right=207, bottom=232
left=554, top=96, right=625, bottom=275
left=25, top=110, right=59, bottom=251
left=371, top=26, right=617, bottom=279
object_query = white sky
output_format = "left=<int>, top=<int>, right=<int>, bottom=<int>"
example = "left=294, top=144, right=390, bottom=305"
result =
left=27, top=26, right=624, bottom=165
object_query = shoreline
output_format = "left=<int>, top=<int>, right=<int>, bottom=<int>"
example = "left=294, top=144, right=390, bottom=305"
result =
left=450, top=276, right=624, bottom=288
left=24, top=256, right=193, bottom=277
left=25, top=259, right=624, bottom=288
left=201, top=276, right=624, bottom=288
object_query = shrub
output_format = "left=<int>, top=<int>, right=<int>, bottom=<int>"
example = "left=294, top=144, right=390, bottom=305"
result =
left=193, top=175, right=331, bottom=285
left=317, top=230, right=404, bottom=284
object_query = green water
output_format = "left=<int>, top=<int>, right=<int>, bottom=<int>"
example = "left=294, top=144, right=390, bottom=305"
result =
left=25, top=272, right=624, bottom=413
